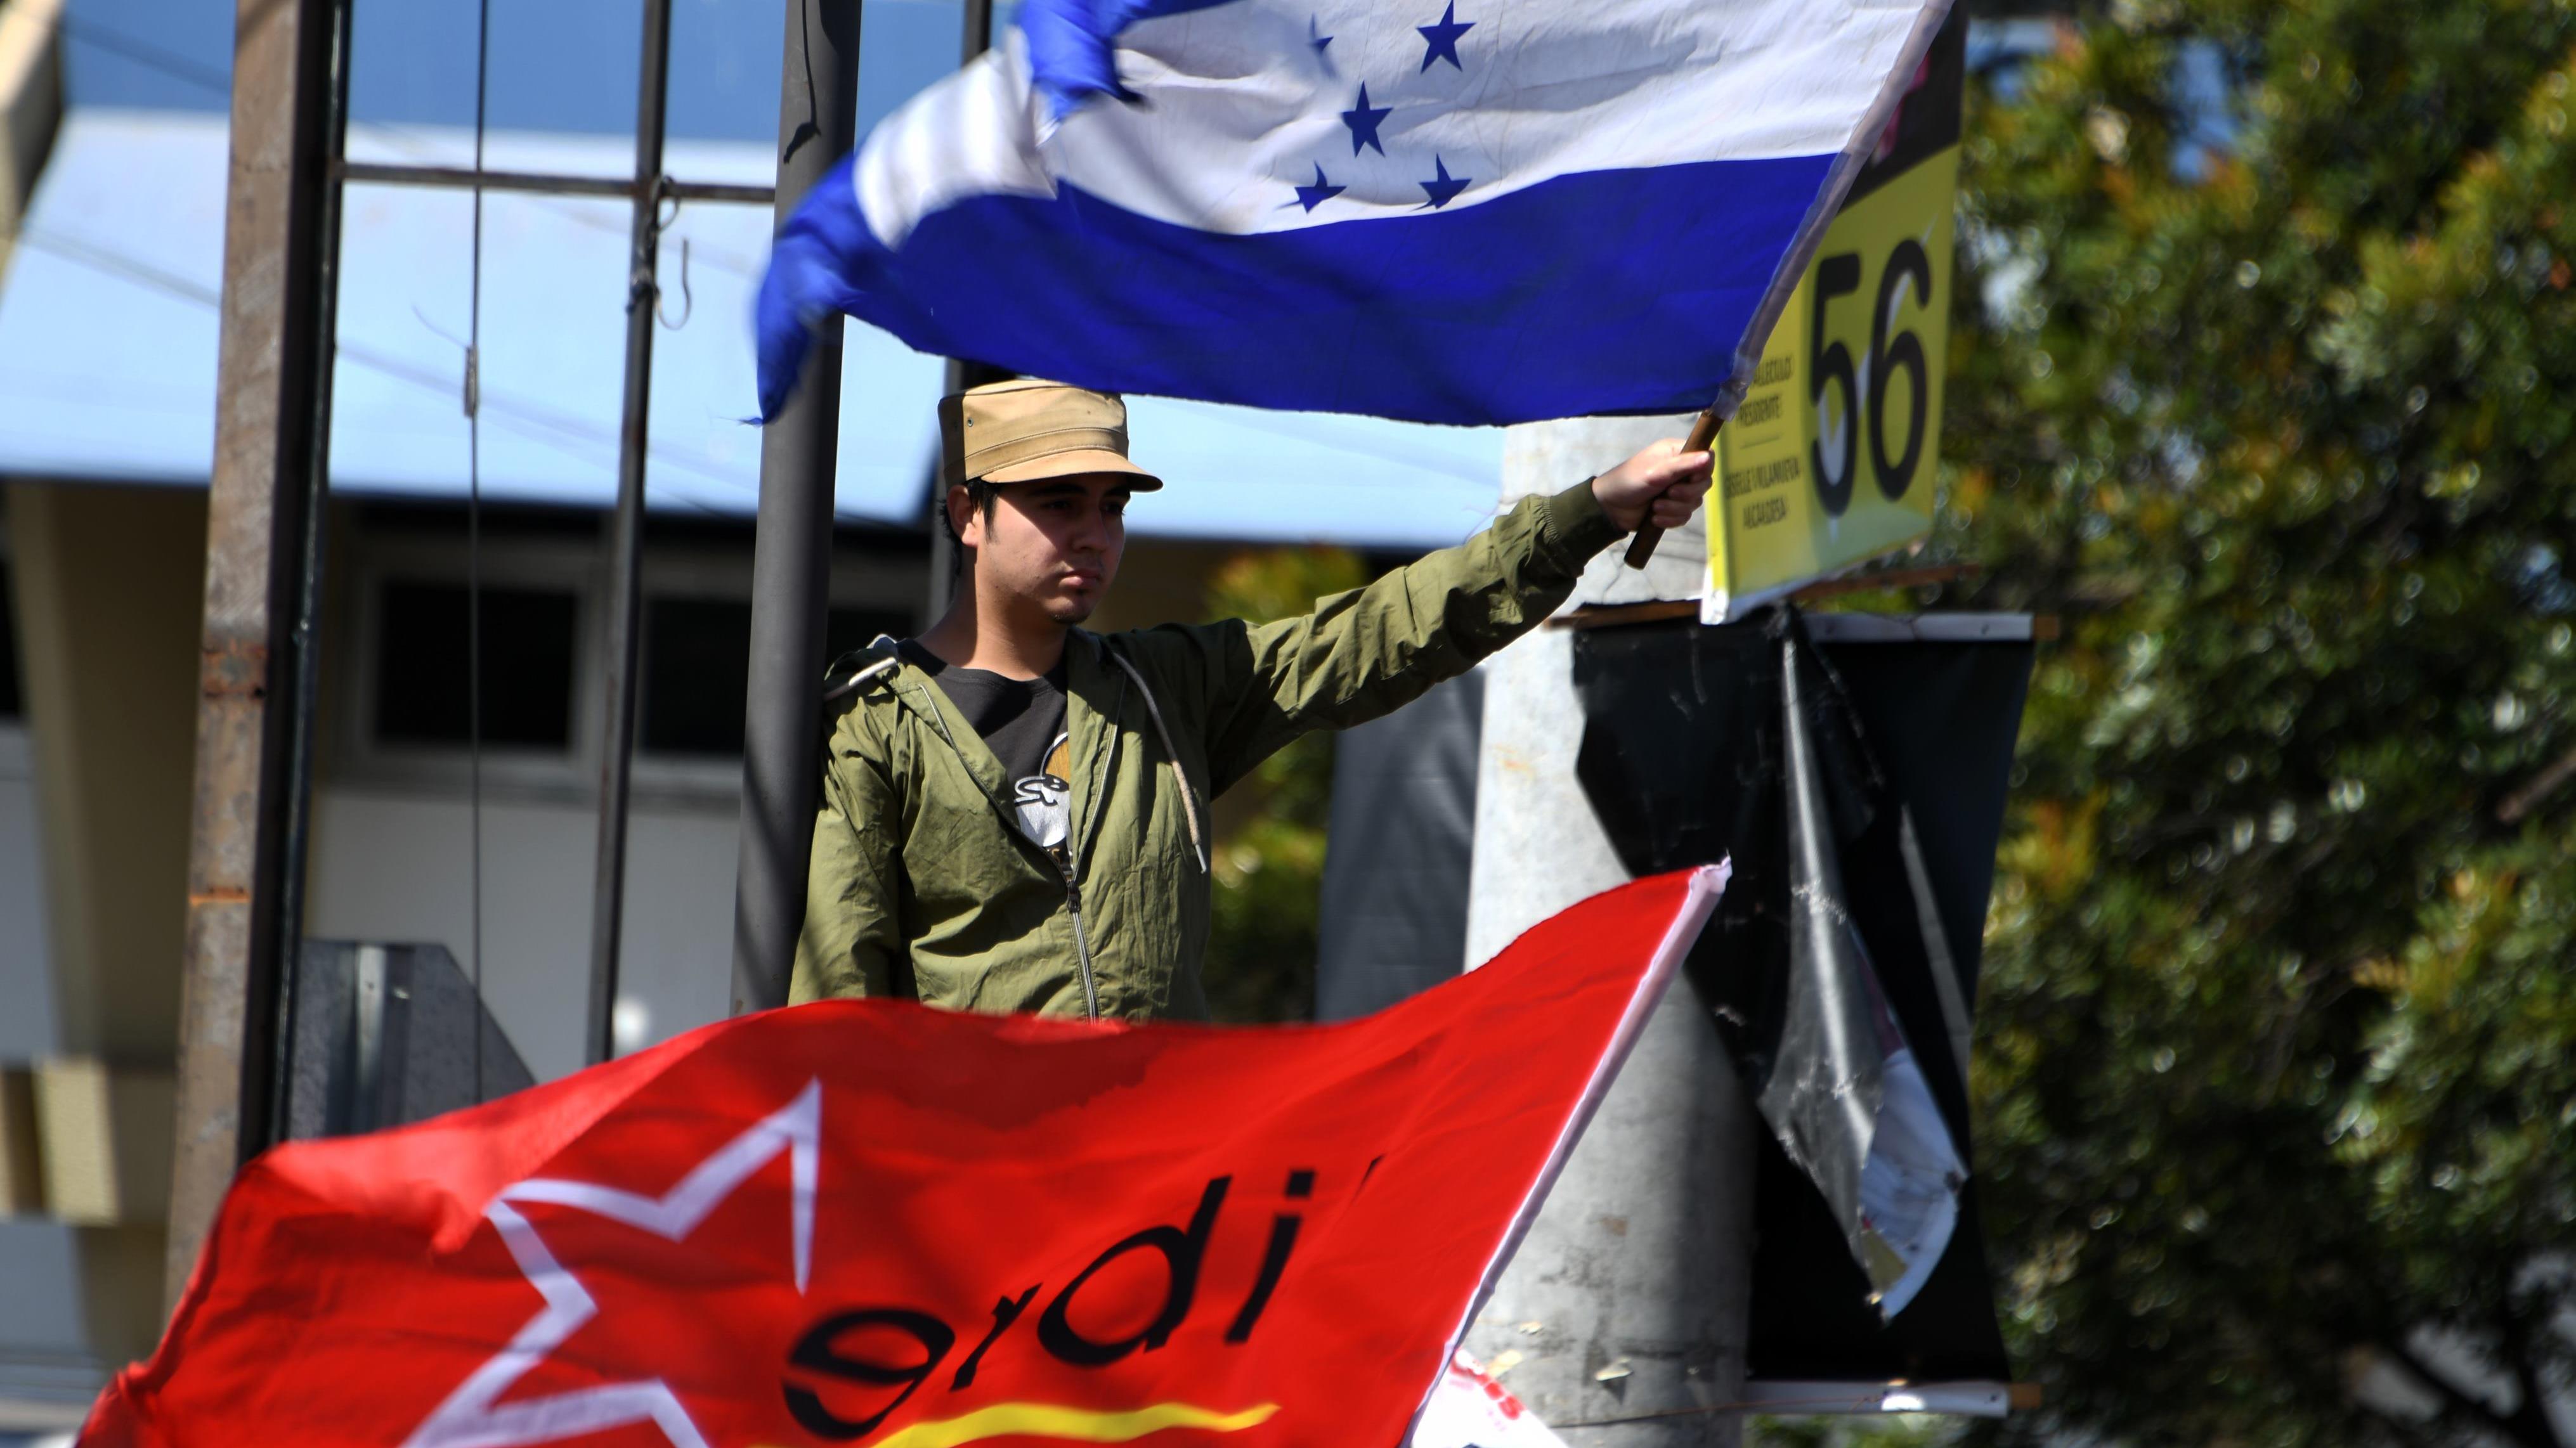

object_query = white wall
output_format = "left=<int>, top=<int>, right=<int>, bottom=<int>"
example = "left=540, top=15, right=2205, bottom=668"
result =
left=0, top=731, right=96, bottom=1409
left=304, top=787, right=740, bottom=1084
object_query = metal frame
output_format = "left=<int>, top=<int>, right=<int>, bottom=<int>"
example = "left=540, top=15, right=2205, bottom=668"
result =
left=304, top=7, right=798, bottom=1068
left=335, top=160, right=772, bottom=208
left=171, top=0, right=849, bottom=1295
left=1740, top=1380, right=2033, bottom=1418
left=583, top=0, right=679, bottom=1068
left=920, top=0, right=1003, bottom=624
left=1800, top=611, right=2036, bottom=643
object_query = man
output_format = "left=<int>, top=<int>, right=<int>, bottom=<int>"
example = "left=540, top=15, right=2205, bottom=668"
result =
left=793, top=378, right=1710, bottom=1020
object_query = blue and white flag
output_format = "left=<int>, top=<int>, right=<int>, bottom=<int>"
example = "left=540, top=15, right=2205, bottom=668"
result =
left=756, top=0, right=1953, bottom=426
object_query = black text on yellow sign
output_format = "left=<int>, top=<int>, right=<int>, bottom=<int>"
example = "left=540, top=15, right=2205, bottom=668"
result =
left=1706, top=143, right=1956, bottom=621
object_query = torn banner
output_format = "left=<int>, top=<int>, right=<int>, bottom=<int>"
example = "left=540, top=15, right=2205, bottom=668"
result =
left=84, top=870, right=1725, bottom=1448
left=1573, top=611, right=2028, bottom=1371
left=1773, top=627, right=1965, bottom=1316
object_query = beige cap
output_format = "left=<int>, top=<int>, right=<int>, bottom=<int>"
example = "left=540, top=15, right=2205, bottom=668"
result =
left=939, top=378, right=1164, bottom=490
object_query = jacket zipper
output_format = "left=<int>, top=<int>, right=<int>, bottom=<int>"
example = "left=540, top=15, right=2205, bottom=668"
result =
left=1052, top=846, right=1102, bottom=1021
left=900, top=644, right=1114, bottom=1022
left=1050, top=643, right=1122, bottom=1023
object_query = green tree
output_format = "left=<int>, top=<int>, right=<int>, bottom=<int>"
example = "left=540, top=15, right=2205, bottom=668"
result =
left=1939, top=4, right=2576, bottom=1446
left=1197, top=545, right=1367, bottom=1022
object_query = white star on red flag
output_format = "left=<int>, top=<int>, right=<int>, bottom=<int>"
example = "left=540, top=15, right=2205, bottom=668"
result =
left=402, top=1080, right=822, bottom=1448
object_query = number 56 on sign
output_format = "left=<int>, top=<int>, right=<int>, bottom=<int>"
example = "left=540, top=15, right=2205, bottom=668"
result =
left=1704, top=23, right=1962, bottom=623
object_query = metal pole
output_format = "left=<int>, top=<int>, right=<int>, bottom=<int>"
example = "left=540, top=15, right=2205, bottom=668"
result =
left=729, top=0, right=859, bottom=1016
left=924, top=0, right=999, bottom=626
left=585, top=0, right=675, bottom=1066
left=167, top=0, right=351, bottom=1309
left=269, top=0, right=354, bottom=1147
left=1459, top=417, right=1755, bottom=1447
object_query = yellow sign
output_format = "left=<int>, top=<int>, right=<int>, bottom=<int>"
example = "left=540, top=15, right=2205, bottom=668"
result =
left=1704, top=141, right=1961, bottom=623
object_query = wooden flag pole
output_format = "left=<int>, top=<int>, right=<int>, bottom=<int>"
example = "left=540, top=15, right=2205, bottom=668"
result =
left=1621, top=404, right=1724, bottom=569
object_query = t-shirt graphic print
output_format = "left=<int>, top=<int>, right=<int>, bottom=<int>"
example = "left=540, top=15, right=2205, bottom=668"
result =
left=1012, top=732, right=1072, bottom=850
left=895, top=639, right=1072, bottom=851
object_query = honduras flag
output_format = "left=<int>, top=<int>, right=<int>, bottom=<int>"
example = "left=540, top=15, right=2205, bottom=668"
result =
left=756, top=0, right=1953, bottom=427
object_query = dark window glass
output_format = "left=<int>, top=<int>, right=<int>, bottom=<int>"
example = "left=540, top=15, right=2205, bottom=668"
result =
left=825, top=605, right=911, bottom=663
left=374, top=582, right=578, bottom=748
left=640, top=597, right=751, bottom=756
left=0, top=562, right=20, bottom=720
left=637, top=599, right=913, bottom=758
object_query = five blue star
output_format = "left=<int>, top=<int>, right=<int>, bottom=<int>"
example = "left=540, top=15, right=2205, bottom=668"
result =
left=1417, top=153, right=1471, bottom=207
left=1306, top=10, right=1484, bottom=210
left=1294, top=162, right=1346, bottom=213
left=1341, top=84, right=1393, bottom=157
left=1417, top=3, right=1473, bottom=72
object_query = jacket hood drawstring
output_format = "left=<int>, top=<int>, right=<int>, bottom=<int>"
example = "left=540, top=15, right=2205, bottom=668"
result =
left=1102, top=643, right=1210, bottom=877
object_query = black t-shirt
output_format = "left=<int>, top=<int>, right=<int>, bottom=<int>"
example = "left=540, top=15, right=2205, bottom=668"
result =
left=899, top=640, right=1072, bottom=849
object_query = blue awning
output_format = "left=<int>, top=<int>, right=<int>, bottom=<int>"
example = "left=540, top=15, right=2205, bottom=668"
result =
left=0, top=108, right=1511, bottom=548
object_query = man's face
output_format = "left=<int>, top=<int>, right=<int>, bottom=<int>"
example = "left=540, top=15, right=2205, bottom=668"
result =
left=954, top=473, right=1130, bottom=624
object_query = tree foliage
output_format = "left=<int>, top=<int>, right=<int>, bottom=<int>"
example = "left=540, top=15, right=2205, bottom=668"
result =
left=1941, top=4, right=2576, bottom=1445
left=1197, top=545, right=1367, bottom=1023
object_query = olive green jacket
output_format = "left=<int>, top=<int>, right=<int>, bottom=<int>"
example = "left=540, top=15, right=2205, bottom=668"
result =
left=790, top=480, right=1623, bottom=1020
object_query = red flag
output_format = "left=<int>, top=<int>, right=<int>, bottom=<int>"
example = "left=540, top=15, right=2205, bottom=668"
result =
left=86, top=868, right=1723, bottom=1448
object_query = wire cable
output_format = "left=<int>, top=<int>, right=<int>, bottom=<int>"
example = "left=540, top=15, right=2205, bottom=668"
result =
left=57, top=16, right=231, bottom=97
left=467, top=0, right=491, bottom=1104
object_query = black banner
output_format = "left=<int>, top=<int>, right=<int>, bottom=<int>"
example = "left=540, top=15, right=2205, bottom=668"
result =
left=1573, top=609, right=2029, bottom=1384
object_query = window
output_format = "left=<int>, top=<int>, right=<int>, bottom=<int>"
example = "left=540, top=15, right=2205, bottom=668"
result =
left=639, top=597, right=749, bottom=756
left=639, top=600, right=912, bottom=757
left=334, top=509, right=925, bottom=796
left=374, top=581, right=580, bottom=749
left=825, top=605, right=911, bottom=664
left=0, top=562, right=20, bottom=721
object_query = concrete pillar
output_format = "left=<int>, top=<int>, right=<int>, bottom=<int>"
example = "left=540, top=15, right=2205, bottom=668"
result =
left=5, top=482, right=209, bottom=1367
left=1460, top=418, right=1758, bottom=1447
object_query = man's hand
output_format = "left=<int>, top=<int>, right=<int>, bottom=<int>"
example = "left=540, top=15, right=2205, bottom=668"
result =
left=1590, top=439, right=1714, bottom=534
